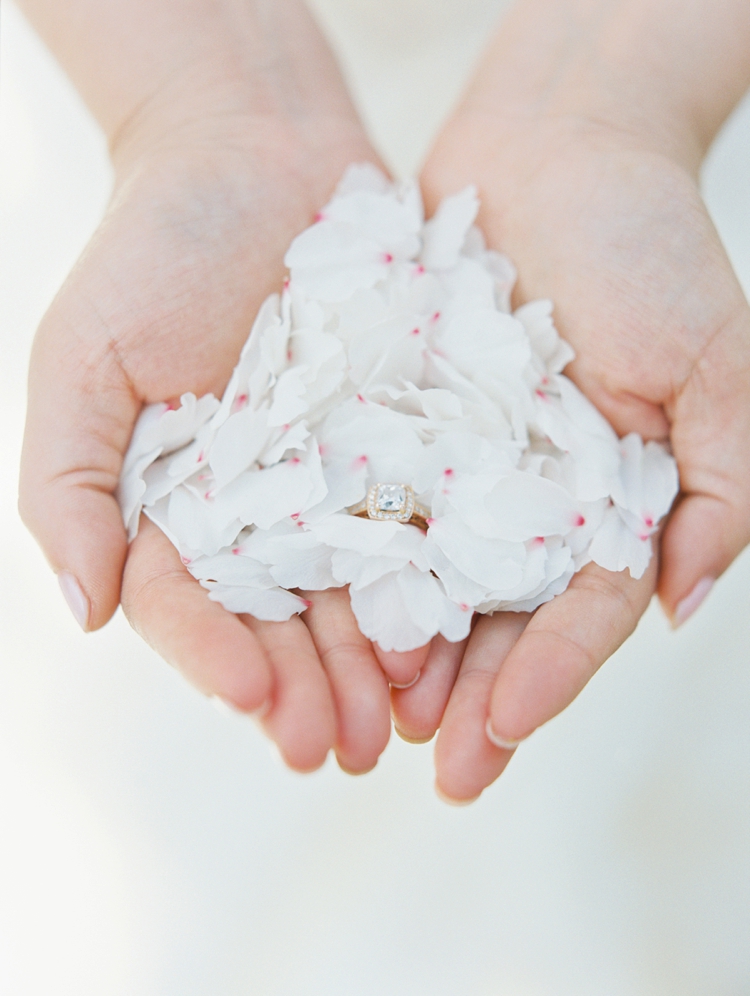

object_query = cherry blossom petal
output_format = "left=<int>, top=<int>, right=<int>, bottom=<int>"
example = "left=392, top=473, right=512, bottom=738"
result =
left=424, top=514, right=526, bottom=594
left=209, top=405, right=270, bottom=489
left=311, top=513, right=405, bottom=556
left=420, top=186, right=479, bottom=270
left=349, top=572, right=433, bottom=652
left=589, top=505, right=653, bottom=579
left=206, top=584, right=308, bottom=620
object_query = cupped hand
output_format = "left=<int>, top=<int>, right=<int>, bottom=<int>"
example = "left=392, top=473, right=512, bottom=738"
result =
left=403, top=102, right=750, bottom=801
left=18, top=48, right=429, bottom=775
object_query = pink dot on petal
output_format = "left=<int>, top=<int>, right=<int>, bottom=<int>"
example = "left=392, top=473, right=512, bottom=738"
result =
left=416, top=264, right=425, bottom=275
left=535, top=389, right=547, bottom=401
left=357, top=393, right=366, bottom=403
left=459, top=603, right=470, bottom=612
left=411, top=327, right=420, bottom=336
left=575, top=514, right=586, bottom=527
left=314, top=212, right=326, bottom=223
left=232, top=547, right=240, bottom=555
left=290, top=457, right=300, bottom=465
left=444, top=468, right=454, bottom=478
left=301, top=599, right=313, bottom=609
left=197, top=451, right=204, bottom=463
left=426, top=517, right=435, bottom=527
left=639, top=534, right=649, bottom=542
left=291, top=512, right=300, bottom=520
left=644, top=516, right=654, bottom=528
left=383, top=252, right=394, bottom=263
left=181, top=556, right=191, bottom=565
left=432, top=311, right=441, bottom=321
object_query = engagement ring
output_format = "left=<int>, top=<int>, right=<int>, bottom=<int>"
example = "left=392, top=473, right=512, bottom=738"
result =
left=348, top=484, right=431, bottom=531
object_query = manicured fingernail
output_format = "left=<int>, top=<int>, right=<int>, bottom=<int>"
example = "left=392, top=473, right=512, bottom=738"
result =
left=337, top=759, right=377, bottom=776
left=485, top=718, right=523, bottom=751
left=434, top=783, right=480, bottom=807
left=58, top=571, right=90, bottom=631
left=391, top=670, right=421, bottom=690
left=394, top=725, right=434, bottom=745
left=211, top=695, right=271, bottom=718
left=673, top=576, right=714, bottom=628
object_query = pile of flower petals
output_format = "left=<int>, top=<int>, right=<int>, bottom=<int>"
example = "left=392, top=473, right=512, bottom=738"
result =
left=117, top=165, right=679, bottom=652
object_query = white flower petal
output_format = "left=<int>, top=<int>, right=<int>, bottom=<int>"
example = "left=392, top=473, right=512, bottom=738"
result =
left=425, top=514, right=526, bottom=595
left=420, top=186, right=479, bottom=270
left=589, top=505, right=653, bottom=579
left=188, top=551, right=276, bottom=588
left=349, top=571, right=432, bottom=652
left=209, top=405, right=270, bottom=489
left=117, top=446, right=161, bottom=539
left=312, top=513, right=405, bottom=556
left=206, top=584, right=308, bottom=620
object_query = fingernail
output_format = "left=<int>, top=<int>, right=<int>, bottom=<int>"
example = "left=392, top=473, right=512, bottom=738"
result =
left=391, top=669, right=421, bottom=690
left=434, top=783, right=480, bottom=807
left=673, top=576, right=714, bottom=628
left=211, top=695, right=271, bottom=719
left=58, top=572, right=90, bottom=631
left=394, top=725, right=434, bottom=745
left=337, top=759, right=377, bottom=776
left=485, top=718, right=523, bottom=751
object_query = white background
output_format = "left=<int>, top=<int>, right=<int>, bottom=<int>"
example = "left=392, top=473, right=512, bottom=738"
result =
left=2, top=1, right=750, bottom=993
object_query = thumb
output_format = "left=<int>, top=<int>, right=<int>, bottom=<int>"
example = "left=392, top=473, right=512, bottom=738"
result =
left=659, top=309, right=750, bottom=625
left=19, top=296, right=137, bottom=631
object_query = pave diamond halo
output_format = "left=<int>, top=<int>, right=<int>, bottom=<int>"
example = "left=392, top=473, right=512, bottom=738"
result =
left=348, top=483, right=430, bottom=529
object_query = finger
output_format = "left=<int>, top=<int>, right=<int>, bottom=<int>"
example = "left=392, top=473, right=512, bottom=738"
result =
left=244, top=612, right=337, bottom=773
left=390, top=635, right=467, bottom=744
left=121, top=517, right=273, bottom=711
left=659, top=312, right=750, bottom=624
left=434, top=614, right=529, bottom=803
left=19, top=316, right=137, bottom=631
left=487, top=556, right=657, bottom=748
left=302, top=588, right=391, bottom=774
left=372, top=642, right=430, bottom=688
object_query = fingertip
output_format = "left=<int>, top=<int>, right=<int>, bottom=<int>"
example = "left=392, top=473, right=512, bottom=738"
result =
left=373, top=641, right=429, bottom=687
left=434, top=781, right=481, bottom=807
left=28, top=489, right=127, bottom=631
left=658, top=493, right=744, bottom=619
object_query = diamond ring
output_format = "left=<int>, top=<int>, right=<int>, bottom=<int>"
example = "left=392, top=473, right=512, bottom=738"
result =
left=348, top=483, right=431, bottom=531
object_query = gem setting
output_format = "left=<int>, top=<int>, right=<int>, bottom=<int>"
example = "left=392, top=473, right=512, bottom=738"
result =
left=366, top=483, right=416, bottom=522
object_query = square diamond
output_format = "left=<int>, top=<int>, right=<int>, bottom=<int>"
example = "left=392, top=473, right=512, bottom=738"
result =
left=375, top=484, right=406, bottom=512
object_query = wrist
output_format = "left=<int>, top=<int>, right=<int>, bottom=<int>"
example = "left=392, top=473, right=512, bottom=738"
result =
left=457, top=0, right=750, bottom=172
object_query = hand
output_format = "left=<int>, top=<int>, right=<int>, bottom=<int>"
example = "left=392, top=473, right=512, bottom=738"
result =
left=401, top=50, right=750, bottom=801
left=18, top=5, right=427, bottom=775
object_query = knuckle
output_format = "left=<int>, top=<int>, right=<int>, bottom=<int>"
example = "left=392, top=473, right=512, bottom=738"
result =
left=321, top=640, right=371, bottom=671
left=121, top=563, right=187, bottom=623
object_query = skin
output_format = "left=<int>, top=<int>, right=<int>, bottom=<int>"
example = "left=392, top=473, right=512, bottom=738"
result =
left=16, top=0, right=750, bottom=797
